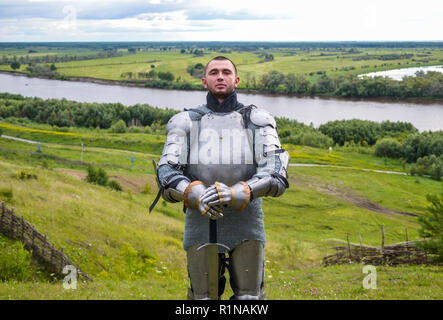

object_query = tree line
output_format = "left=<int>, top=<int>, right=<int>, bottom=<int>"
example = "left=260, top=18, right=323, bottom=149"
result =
left=319, top=118, right=442, bottom=179
left=0, top=93, right=176, bottom=129
left=0, top=93, right=441, bottom=179
left=251, top=70, right=443, bottom=99
left=143, top=68, right=443, bottom=99
left=2, top=42, right=443, bottom=53
left=1, top=49, right=124, bottom=66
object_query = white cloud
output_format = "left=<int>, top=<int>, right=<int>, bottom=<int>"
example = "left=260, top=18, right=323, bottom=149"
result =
left=0, top=0, right=442, bottom=41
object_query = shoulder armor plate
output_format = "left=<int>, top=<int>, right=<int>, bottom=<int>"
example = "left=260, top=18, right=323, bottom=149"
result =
left=185, top=105, right=211, bottom=121
left=249, top=108, right=276, bottom=128
left=165, top=111, right=193, bottom=133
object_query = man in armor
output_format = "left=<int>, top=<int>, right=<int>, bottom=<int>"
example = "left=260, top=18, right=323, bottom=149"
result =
left=155, top=56, right=290, bottom=300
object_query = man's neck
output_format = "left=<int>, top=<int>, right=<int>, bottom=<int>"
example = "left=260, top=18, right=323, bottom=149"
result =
left=206, top=91, right=239, bottom=113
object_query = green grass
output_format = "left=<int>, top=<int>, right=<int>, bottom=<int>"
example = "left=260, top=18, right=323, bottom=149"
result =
left=57, top=48, right=443, bottom=84
left=3, top=47, right=442, bottom=86
left=0, top=264, right=440, bottom=300
left=285, top=144, right=410, bottom=171
left=0, top=121, right=442, bottom=300
left=54, top=48, right=443, bottom=86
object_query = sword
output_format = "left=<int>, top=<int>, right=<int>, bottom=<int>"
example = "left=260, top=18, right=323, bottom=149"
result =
left=149, top=159, right=163, bottom=214
left=197, top=219, right=229, bottom=300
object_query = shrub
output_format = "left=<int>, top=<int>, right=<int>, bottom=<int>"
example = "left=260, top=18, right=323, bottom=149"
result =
left=17, top=170, right=38, bottom=180
left=374, top=138, right=403, bottom=159
left=113, top=242, right=157, bottom=280
left=319, top=119, right=380, bottom=146
left=108, top=180, right=123, bottom=192
left=282, top=131, right=333, bottom=148
left=10, top=61, right=20, bottom=70
left=157, top=71, right=175, bottom=82
left=402, top=131, right=443, bottom=163
left=128, top=126, right=142, bottom=133
left=187, top=63, right=205, bottom=78
left=0, top=186, right=13, bottom=203
left=416, top=193, right=443, bottom=262
left=141, top=183, right=152, bottom=194
left=109, top=120, right=127, bottom=133
left=0, top=236, right=34, bottom=281
left=86, top=165, right=109, bottom=186
left=410, top=155, right=443, bottom=181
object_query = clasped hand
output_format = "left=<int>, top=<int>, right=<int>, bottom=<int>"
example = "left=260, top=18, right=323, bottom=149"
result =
left=197, top=182, right=230, bottom=220
left=200, top=182, right=233, bottom=209
left=199, top=181, right=251, bottom=218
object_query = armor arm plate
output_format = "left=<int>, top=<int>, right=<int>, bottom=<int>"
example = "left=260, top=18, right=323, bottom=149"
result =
left=157, top=111, right=193, bottom=202
left=247, top=109, right=290, bottom=198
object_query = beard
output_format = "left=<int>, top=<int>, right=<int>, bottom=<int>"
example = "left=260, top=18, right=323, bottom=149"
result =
left=210, top=91, right=230, bottom=101
left=208, top=86, right=235, bottom=102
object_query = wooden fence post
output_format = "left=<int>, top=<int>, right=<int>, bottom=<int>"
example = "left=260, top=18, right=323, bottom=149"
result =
left=11, top=208, right=15, bottom=238
left=43, top=234, right=48, bottom=261
left=347, top=233, right=352, bottom=260
left=380, top=225, right=385, bottom=264
left=405, top=227, right=411, bottom=263
left=21, top=215, right=25, bottom=241
left=50, top=246, right=54, bottom=267
left=424, top=238, right=428, bottom=264
left=31, top=229, right=35, bottom=249
left=381, top=225, right=385, bottom=252
left=60, top=248, right=64, bottom=273
left=0, top=202, right=4, bottom=230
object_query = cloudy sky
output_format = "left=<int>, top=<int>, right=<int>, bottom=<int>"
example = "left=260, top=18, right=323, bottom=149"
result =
left=0, top=0, right=442, bottom=42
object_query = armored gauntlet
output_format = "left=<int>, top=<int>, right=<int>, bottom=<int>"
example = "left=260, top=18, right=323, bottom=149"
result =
left=200, top=181, right=251, bottom=211
left=184, top=181, right=224, bottom=219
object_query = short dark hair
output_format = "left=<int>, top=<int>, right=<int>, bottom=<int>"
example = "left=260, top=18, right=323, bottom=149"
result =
left=204, top=56, right=237, bottom=76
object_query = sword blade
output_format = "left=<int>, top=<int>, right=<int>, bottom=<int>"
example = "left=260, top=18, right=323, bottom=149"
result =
left=207, top=243, right=219, bottom=300
left=208, top=219, right=218, bottom=300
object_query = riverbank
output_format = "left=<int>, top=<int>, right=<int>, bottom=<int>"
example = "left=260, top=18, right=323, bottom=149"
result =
left=1, top=70, right=443, bottom=104
left=2, top=72, right=443, bottom=132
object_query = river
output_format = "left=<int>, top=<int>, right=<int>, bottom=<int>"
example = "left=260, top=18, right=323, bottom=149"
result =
left=359, top=65, right=443, bottom=81
left=1, top=73, right=442, bottom=132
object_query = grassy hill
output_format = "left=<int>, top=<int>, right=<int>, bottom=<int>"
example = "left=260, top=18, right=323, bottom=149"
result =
left=0, top=119, right=442, bottom=299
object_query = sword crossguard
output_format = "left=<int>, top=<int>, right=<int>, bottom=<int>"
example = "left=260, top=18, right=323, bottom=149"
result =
left=197, top=243, right=230, bottom=251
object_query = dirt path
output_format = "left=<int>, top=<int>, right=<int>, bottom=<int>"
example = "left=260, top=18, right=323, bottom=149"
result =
left=1, top=134, right=41, bottom=144
left=55, top=168, right=157, bottom=193
left=289, top=163, right=408, bottom=176
left=290, top=176, right=418, bottom=217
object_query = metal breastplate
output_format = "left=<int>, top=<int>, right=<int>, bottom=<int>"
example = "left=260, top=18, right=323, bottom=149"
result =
left=186, top=111, right=256, bottom=185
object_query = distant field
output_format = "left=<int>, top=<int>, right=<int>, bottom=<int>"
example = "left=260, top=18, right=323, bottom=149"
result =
left=44, top=48, right=443, bottom=85
left=2, top=46, right=443, bottom=86
left=0, top=47, right=103, bottom=59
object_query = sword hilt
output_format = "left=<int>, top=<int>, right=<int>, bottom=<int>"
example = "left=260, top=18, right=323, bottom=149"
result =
left=196, top=242, right=230, bottom=251
left=209, top=219, right=217, bottom=243
left=197, top=219, right=230, bottom=251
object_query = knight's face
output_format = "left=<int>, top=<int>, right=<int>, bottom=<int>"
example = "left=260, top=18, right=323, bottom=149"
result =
left=202, top=59, right=240, bottom=100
